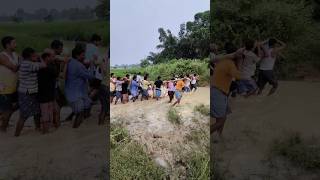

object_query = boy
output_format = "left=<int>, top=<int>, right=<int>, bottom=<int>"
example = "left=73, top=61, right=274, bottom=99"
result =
left=211, top=42, right=241, bottom=139
left=15, top=48, right=47, bottom=136
left=173, top=75, right=185, bottom=106
left=190, top=74, right=198, bottom=92
left=141, top=76, right=150, bottom=101
left=257, top=38, right=286, bottom=95
left=184, top=74, right=191, bottom=93
left=167, top=78, right=175, bottom=103
left=237, top=39, right=261, bottom=96
left=121, top=76, right=129, bottom=104
left=110, top=73, right=116, bottom=103
left=154, top=76, right=163, bottom=101
left=38, top=52, right=56, bottom=133
left=114, top=77, right=124, bottom=105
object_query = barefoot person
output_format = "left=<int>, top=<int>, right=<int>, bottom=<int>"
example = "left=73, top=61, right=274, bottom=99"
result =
left=0, top=36, right=19, bottom=132
left=38, top=52, right=56, bottom=134
left=154, top=76, right=163, bottom=101
left=236, top=39, right=262, bottom=96
left=190, top=74, right=198, bottom=92
left=173, top=75, right=185, bottom=106
left=121, top=76, right=129, bottom=104
left=64, top=46, right=95, bottom=128
left=129, top=75, right=139, bottom=102
left=110, top=73, right=116, bottom=103
left=210, top=42, right=240, bottom=138
left=114, top=77, right=124, bottom=105
left=167, top=78, right=175, bottom=103
left=15, top=48, right=47, bottom=136
left=257, top=38, right=286, bottom=95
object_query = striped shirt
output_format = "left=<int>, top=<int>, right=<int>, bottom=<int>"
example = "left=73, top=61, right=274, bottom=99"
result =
left=18, top=60, right=45, bottom=94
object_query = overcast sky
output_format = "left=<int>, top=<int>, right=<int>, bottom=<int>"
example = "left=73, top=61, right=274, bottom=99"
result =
left=0, top=0, right=97, bottom=15
left=110, top=0, right=209, bottom=66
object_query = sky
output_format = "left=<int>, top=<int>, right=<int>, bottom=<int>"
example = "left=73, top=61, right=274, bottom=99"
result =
left=0, top=0, right=97, bottom=14
left=110, top=0, right=209, bottom=66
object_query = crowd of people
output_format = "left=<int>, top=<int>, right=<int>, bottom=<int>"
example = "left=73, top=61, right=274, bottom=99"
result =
left=210, top=38, right=286, bottom=138
left=110, top=72, right=200, bottom=106
left=0, top=34, right=109, bottom=136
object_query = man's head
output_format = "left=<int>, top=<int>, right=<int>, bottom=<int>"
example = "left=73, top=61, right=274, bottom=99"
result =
left=126, top=74, right=130, bottom=79
left=133, top=75, right=137, bottom=81
left=22, top=47, right=38, bottom=62
left=157, top=76, right=161, bottom=80
left=72, top=46, right=85, bottom=62
left=244, top=39, right=255, bottom=51
left=110, top=73, right=114, bottom=77
left=117, top=77, right=121, bottom=80
left=51, top=40, right=63, bottom=55
left=268, top=38, right=277, bottom=48
left=91, top=34, right=102, bottom=46
left=41, top=52, right=53, bottom=64
left=1, top=36, right=16, bottom=51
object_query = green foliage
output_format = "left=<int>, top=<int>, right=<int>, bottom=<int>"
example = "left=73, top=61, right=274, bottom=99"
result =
left=112, top=59, right=210, bottom=86
left=140, top=59, right=151, bottom=68
left=194, top=104, right=210, bottom=116
left=110, top=123, right=166, bottom=179
left=211, top=0, right=320, bottom=79
left=167, top=108, right=181, bottom=125
left=270, top=132, right=320, bottom=170
left=149, top=11, right=210, bottom=64
left=0, top=20, right=109, bottom=53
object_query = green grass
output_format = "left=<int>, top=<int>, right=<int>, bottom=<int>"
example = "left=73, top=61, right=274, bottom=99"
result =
left=111, top=59, right=210, bottom=86
left=194, top=104, right=210, bottom=116
left=110, top=123, right=166, bottom=179
left=0, top=20, right=109, bottom=52
left=270, top=132, right=320, bottom=170
left=167, top=108, right=181, bottom=125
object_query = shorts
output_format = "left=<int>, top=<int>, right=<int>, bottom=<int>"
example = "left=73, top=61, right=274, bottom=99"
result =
left=257, top=70, right=278, bottom=89
left=211, top=87, right=229, bottom=118
left=142, top=89, right=148, bottom=97
left=168, top=91, right=175, bottom=98
left=69, top=96, right=92, bottom=114
left=184, top=86, right=191, bottom=92
left=155, top=89, right=161, bottom=97
left=116, top=91, right=122, bottom=99
left=237, top=79, right=257, bottom=94
left=18, top=92, right=40, bottom=119
left=175, top=91, right=182, bottom=100
left=0, top=92, right=17, bottom=112
left=110, top=91, right=116, bottom=97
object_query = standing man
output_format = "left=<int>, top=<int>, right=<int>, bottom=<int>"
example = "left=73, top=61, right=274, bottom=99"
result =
left=0, top=36, right=19, bottom=132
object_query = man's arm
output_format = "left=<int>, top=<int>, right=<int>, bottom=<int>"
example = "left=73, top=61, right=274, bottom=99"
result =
left=274, top=38, right=286, bottom=53
left=0, top=54, right=18, bottom=72
left=78, top=64, right=95, bottom=80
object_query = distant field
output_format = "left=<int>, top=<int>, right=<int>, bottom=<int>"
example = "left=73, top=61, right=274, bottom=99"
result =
left=0, top=20, right=109, bottom=52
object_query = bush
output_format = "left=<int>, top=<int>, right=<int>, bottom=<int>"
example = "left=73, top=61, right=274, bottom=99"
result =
left=111, top=59, right=210, bottom=86
left=194, top=104, right=210, bottom=116
left=167, top=108, right=181, bottom=125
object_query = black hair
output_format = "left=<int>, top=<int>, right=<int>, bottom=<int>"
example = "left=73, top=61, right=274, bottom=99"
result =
left=138, top=72, right=141, bottom=75
left=126, top=74, right=130, bottom=78
left=244, top=39, right=255, bottom=51
left=187, top=74, right=190, bottom=78
left=269, top=38, right=277, bottom=47
left=1, top=36, right=15, bottom=49
left=180, top=75, right=184, bottom=79
left=111, top=73, right=114, bottom=76
left=157, top=76, right=161, bottom=80
left=133, top=75, right=137, bottom=80
left=224, top=42, right=237, bottom=54
left=41, top=52, right=51, bottom=60
left=72, top=46, right=85, bottom=59
left=51, top=40, right=63, bottom=49
left=22, top=47, right=36, bottom=59
left=117, top=77, right=121, bottom=80
left=91, top=34, right=102, bottom=42
left=144, top=76, right=148, bottom=80
left=194, top=73, right=197, bottom=76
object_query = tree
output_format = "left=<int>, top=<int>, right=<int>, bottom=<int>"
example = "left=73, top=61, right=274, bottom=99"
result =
left=140, top=59, right=151, bottom=68
left=96, top=0, right=110, bottom=20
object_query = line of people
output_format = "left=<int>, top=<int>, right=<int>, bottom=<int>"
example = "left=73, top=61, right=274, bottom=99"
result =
left=0, top=34, right=109, bottom=136
left=110, top=72, right=200, bottom=106
left=210, top=38, right=286, bottom=138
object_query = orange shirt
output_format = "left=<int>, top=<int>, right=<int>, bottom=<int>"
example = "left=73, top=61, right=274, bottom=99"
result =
left=212, top=59, right=240, bottom=94
left=175, top=80, right=185, bottom=91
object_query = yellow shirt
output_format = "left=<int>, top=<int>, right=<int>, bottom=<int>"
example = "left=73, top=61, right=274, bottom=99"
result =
left=175, top=80, right=185, bottom=91
left=142, top=80, right=149, bottom=89
left=212, top=59, right=240, bottom=94
left=0, top=52, right=19, bottom=94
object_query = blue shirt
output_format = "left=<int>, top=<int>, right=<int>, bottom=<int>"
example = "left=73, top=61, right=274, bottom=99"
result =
left=65, top=58, right=94, bottom=103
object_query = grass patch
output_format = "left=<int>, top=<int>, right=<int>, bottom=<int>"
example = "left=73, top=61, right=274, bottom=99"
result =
left=0, top=20, right=109, bottom=52
left=110, top=123, right=166, bottom=179
left=167, top=108, right=181, bottom=125
left=270, top=132, right=320, bottom=170
left=194, top=104, right=210, bottom=116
